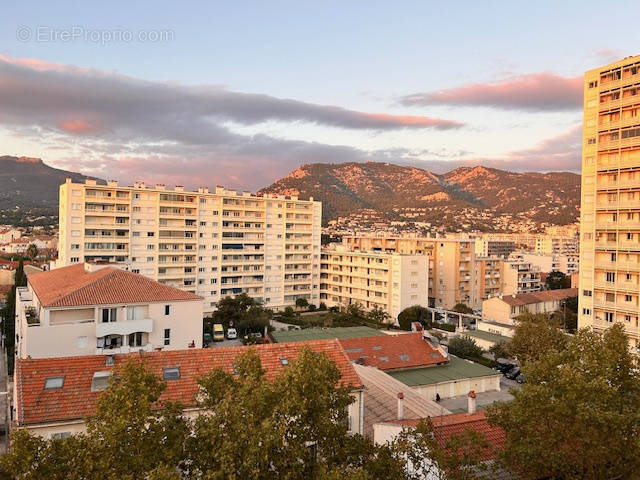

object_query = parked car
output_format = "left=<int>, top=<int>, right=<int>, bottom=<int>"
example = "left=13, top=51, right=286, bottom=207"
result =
left=494, top=361, right=517, bottom=374
left=244, top=331, right=263, bottom=340
left=213, top=324, right=225, bottom=342
left=516, top=373, right=526, bottom=384
left=203, top=333, right=212, bottom=347
left=226, top=327, right=237, bottom=340
left=505, top=366, right=521, bottom=380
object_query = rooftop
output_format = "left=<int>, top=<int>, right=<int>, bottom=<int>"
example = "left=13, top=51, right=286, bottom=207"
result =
left=496, top=288, right=577, bottom=307
left=387, top=355, right=499, bottom=387
left=339, top=332, right=448, bottom=371
left=270, top=326, right=385, bottom=343
left=381, top=410, right=506, bottom=462
left=16, top=339, right=362, bottom=426
left=463, top=330, right=512, bottom=344
left=28, top=263, right=201, bottom=308
left=355, top=364, right=449, bottom=438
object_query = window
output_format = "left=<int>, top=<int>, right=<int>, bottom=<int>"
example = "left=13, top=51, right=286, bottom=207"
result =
left=280, top=358, right=289, bottom=366
left=582, top=308, right=591, bottom=315
left=626, top=295, right=633, bottom=302
left=163, top=367, right=180, bottom=380
left=101, top=308, right=118, bottom=323
left=606, top=272, right=616, bottom=282
left=129, top=332, right=143, bottom=347
left=91, top=372, right=111, bottom=392
left=583, top=289, right=592, bottom=297
left=44, top=376, right=65, bottom=390
left=605, top=312, right=614, bottom=322
left=164, top=305, right=171, bottom=315
left=164, top=328, right=171, bottom=345
left=70, top=257, right=80, bottom=263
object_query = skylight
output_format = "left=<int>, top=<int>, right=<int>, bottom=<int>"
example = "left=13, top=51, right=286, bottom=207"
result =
left=91, top=371, right=111, bottom=392
left=280, top=358, right=289, bottom=365
left=44, top=376, right=64, bottom=390
left=399, top=354, right=410, bottom=361
left=163, top=367, right=181, bottom=380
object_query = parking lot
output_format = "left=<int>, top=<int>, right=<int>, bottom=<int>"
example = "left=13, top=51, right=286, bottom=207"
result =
left=206, top=338, right=242, bottom=348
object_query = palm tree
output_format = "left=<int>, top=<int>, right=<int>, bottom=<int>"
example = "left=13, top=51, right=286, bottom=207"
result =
left=26, top=243, right=38, bottom=261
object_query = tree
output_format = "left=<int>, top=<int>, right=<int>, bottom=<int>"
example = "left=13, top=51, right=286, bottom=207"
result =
left=452, top=303, right=473, bottom=315
left=209, top=293, right=272, bottom=336
left=26, top=243, right=38, bottom=261
left=1, top=359, right=188, bottom=479
left=508, top=312, right=567, bottom=365
left=391, top=420, right=494, bottom=480
left=366, top=306, right=390, bottom=326
left=397, top=305, right=431, bottom=331
left=14, top=259, right=26, bottom=288
left=296, top=297, right=309, bottom=309
left=487, top=324, right=640, bottom=480
left=346, top=302, right=365, bottom=319
left=318, top=302, right=327, bottom=311
left=189, top=347, right=407, bottom=479
left=545, top=271, right=570, bottom=290
left=447, top=336, right=483, bottom=359
left=488, top=340, right=510, bottom=360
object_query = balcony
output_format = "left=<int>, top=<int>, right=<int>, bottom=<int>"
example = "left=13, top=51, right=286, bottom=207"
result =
left=96, top=343, right=153, bottom=355
left=96, top=318, right=153, bottom=337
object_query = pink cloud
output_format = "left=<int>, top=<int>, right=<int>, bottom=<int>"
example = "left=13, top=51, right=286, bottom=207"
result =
left=58, top=119, right=99, bottom=134
left=400, top=73, right=583, bottom=112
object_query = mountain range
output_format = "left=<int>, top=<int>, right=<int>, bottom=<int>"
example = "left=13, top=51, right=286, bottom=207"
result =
left=260, top=162, right=581, bottom=226
left=0, top=156, right=580, bottom=228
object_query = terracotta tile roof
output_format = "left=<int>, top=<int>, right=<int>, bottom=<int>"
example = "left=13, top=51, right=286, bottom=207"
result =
left=28, top=263, right=201, bottom=307
left=339, top=332, right=448, bottom=371
left=498, top=288, right=577, bottom=307
left=15, top=339, right=363, bottom=426
left=384, top=410, right=506, bottom=456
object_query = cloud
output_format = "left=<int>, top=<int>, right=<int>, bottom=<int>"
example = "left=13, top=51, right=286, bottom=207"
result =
left=0, top=54, right=579, bottom=191
left=399, top=73, right=583, bottom=112
left=0, top=54, right=460, bottom=132
left=400, top=125, right=582, bottom=173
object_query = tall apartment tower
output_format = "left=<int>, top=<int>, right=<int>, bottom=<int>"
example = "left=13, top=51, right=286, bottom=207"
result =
left=578, top=55, right=640, bottom=352
left=58, top=179, right=322, bottom=314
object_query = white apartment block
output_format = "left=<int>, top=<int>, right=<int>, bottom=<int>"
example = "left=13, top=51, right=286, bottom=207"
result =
left=58, top=179, right=322, bottom=313
left=15, top=263, right=203, bottom=359
left=342, top=235, right=479, bottom=310
left=320, top=246, right=429, bottom=321
left=579, top=55, right=640, bottom=351
left=535, top=234, right=579, bottom=255
left=501, top=260, right=541, bottom=295
left=512, top=251, right=579, bottom=275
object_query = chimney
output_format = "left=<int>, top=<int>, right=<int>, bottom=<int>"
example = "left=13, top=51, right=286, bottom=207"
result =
left=467, top=390, right=476, bottom=415
left=397, top=392, right=405, bottom=420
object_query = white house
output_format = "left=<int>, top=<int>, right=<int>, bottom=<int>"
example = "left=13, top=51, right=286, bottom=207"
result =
left=15, top=262, right=204, bottom=359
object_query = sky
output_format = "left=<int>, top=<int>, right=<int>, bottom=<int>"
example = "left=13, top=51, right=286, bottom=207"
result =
left=1, top=1, right=639, bottom=190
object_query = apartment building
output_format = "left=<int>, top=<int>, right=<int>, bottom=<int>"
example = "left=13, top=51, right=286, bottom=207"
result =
left=474, top=238, right=516, bottom=259
left=501, top=260, right=541, bottom=295
left=342, top=236, right=477, bottom=310
left=578, top=55, right=640, bottom=351
left=482, top=288, right=577, bottom=325
left=535, top=234, right=579, bottom=255
left=474, top=257, right=503, bottom=303
left=512, top=251, right=579, bottom=275
left=320, top=246, right=429, bottom=320
left=15, top=262, right=203, bottom=359
left=58, top=179, right=322, bottom=313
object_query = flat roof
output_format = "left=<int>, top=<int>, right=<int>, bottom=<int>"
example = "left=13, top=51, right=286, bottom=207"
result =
left=388, top=355, right=499, bottom=387
left=271, top=326, right=385, bottom=343
left=463, top=330, right=512, bottom=344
